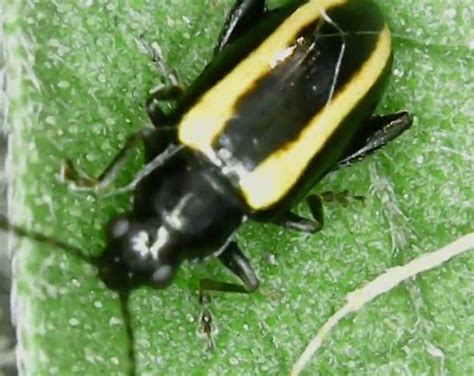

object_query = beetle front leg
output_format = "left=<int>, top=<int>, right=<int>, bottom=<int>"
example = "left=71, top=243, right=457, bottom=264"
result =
left=197, top=292, right=218, bottom=351
left=199, top=241, right=260, bottom=294
left=140, top=35, right=185, bottom=127
left=60, top=128, right=175, bottom=192
left=146, top=84, right=184, bottom=128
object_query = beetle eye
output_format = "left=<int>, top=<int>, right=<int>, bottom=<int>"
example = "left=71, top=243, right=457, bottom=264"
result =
left=151, top=264, right=176, bottom=288
left=109, top=217, right=130, bottom=239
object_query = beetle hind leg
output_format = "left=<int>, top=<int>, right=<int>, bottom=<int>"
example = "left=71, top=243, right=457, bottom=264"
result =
left=321, top=112, right=412, bottom=204
left=337, top=111, right=413, bottom=167
left=214, top=0, right=267, bottom=54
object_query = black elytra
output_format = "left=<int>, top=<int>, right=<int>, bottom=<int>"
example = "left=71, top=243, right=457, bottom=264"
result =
left=2, top=0, right=414, bottom=374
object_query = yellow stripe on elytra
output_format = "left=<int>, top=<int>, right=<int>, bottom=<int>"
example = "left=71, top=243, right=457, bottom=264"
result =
left=240, top=25, right=392, bottom=209
left=178, top=0, right=347, bottom=149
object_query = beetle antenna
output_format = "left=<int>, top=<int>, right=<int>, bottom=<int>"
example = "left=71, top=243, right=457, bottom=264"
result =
left=0, top=214, right=94, bottom=264
left=118, top=291, right=136, bottom=376
left=0, top=214, right=139, bottom=374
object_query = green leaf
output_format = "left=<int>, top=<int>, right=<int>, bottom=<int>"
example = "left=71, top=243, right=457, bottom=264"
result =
left=4, top=0, right=473, bottom=374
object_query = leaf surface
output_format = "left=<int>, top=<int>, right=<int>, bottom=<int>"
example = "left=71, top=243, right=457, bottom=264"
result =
left=4, top=0, right=473, bottom=374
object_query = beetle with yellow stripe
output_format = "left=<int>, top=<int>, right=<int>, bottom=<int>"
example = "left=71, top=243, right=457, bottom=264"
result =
left=64, top=0, right=412, bottom=297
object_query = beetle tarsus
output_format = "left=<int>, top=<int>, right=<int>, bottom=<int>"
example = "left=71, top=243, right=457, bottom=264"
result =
left=275, top=211, right=323, bottom=234
left=139, top=35, right=181, bottom=86
left=197, top=292, right=218, bottom=351
left=140, top=34, right=185, bottom=127
left=60, top=158, right=96, bottom=188
left=60, top=129, right=154, bottom=192
left=319, top=190, right=365, bottom=207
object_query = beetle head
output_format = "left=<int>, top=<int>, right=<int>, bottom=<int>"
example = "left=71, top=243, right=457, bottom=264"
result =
left=98, top=215, right=181, bottom=291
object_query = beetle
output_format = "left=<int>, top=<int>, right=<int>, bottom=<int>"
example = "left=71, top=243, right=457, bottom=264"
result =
left=3, top=0, right=412, bottom=373
left=77, top=0, right=412, bottom=293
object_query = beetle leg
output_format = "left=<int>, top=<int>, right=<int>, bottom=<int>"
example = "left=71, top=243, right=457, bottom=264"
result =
left=306, top=194, right=325, bottom=228
left=274, top=211, right=322, bottom=234
left=319, top=190, right=365, bottom=207
left=214, top=0, right=267, bottom=54
left=60, top=128, right=175, bottom=192
left=272, top=190, right=365, bottom=234
left=197, top=242, right=258, bottom=350
left=200, top=241, right=260, bottom=294
left=197, top=292, right=218, bottom=351
left=140, top=35, right=185, bottom=127
left=140, top=35, right=181, bottom=88
left=272, top=195, right=324, bottom=234
left=146, top=84, right=184, bottom=128
left=337, top=111, right=413, bottom=167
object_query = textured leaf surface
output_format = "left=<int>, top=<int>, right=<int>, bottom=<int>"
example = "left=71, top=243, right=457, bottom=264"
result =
left=4, top=0, right=473, bottom=374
